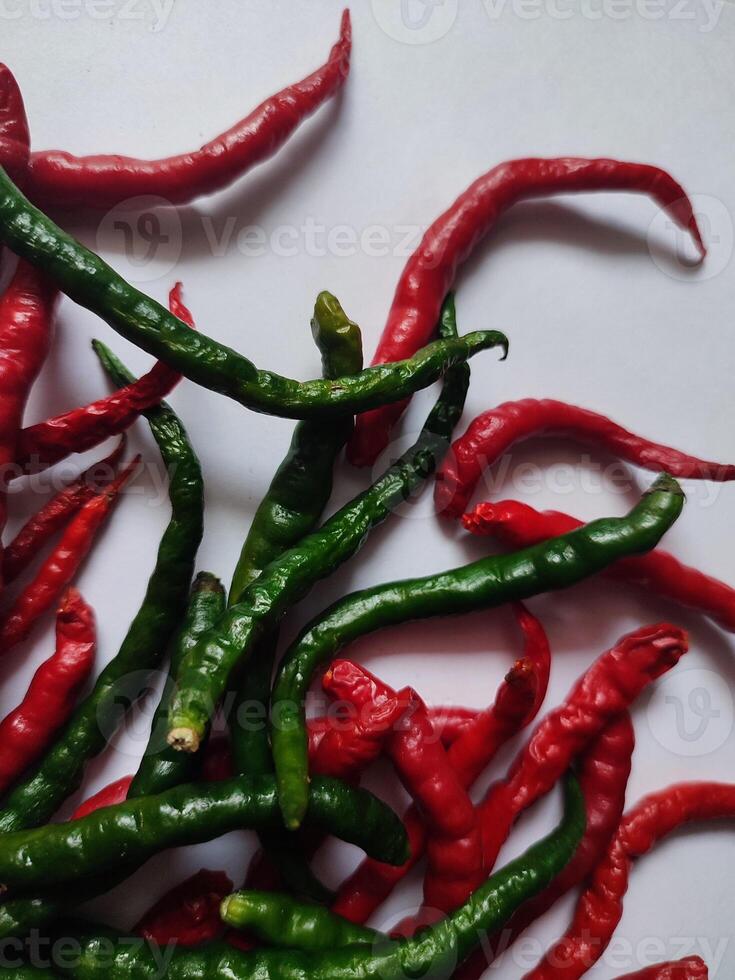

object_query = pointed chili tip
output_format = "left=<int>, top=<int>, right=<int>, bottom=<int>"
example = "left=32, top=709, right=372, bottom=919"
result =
left=689, top=216, right=707, bottom=261
left=647, top=472, right=685, bottom=499
left=340, top=9, right=352, bottom=43
left=168, top=727, right=200, bottom=754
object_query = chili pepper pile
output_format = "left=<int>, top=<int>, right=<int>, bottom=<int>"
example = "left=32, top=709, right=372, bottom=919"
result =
left=0, top=10, right=731, bottom=979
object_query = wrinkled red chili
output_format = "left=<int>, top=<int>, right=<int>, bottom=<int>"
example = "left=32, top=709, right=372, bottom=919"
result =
left=25, top=14, right=351, bottom=210
left=349, top=158, right=706, bottom=466
left=435, top=398, right=734, bottom=517
left=0, top=63, right=30, bottom=186
left=463, top=499, right=735, bottom=633
left=135, top=869, right=233, bottom=947
left=0, top=587, right=95, bottom=794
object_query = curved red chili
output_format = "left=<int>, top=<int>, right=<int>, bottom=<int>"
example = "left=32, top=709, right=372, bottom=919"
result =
left=69, top=774, right=133, bottom=820
left=15, top=283, right=191, bottom=473
left=25, top=13, right=351, bottom=210
left=135, top=869, right=233, bottom=947
left=0, top=261, right=58, bottom=579
left=3, top=439, right=125, bottom=584
left=527, top=783, right=735, bottom=979
left=479, top=624, right=687, bottom=873
left=435, top=398, right=735, bottom=517
left=456, top=713, right=635, bottom=979
left=348, top=158, right=705, bottom=466
left=0, top=64, right=30, bottom=185
left=463, top=499, right=735, bottom=633
left=332, top=606, right=549, bottom=923
left=0, top=587, right=95, bottom=794
left=0, top=454, right=139, bottom=651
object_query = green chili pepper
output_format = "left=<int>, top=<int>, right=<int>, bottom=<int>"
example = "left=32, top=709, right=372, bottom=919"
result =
left=127, top=572, right=226, bottom=798
left=220, top=890, right=381, bottom=950
left=21, top=776, right=583, bottom=979
left=0, top=353, right=203, bottom=835
left=0, top=776, right=408, bottom=895
left=272, top=473, right=684, bottom=827
left=167, top=294, right=471, bottom=756
left=0, top=166, right=506, bottom=420
left=227, top=292, right=363, bottom=902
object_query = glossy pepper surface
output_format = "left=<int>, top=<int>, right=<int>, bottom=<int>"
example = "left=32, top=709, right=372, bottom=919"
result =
left=168, top=294, right=473, bottom=753
left=464, top=499, right=735, bottom=632
left=0, top=588, right=95, bottom=795
left=15, top=282, right=188, bottom=474
left=527, top=782, right=735, bottom=979
left=271, top=476, right=684, bottom=828
left=0, top=64, right=30, bottom=185
left=349, top=157, right=706, bottom=465
left=0, top=348, right=203, bottom=834
left=0, top=168, right=505, bottom=420
left=436, top=398, right=735, bottom=517
left=25, top=13, right=351, bottom=209
left=134, top=870, right=234, bottom=947
left=0, top=775, right=408, bottom=894
left=23, top=775, right=584, bottom=979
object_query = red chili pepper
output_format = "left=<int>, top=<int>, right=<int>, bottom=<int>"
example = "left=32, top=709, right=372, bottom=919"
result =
left=316, top=667, right=414, bottom=780
left=348, top=158, right=706, bottom=466
left=615, top=960, right=708, bottom=980
left=0, top=586, right=95, bottom=794
left=25, top=14, right=351, bottom=210
left=135, top=869, right=233, bottom=947
left=425, top=705, right=478, bottom=745
left=434, top=398, right=734, bottom=518
left=3, top=439, right=126, bottom=584
left=0, top=64, right=30, bottom=186
left=69, top=774, right=133, bottom=820
left=199, top=733, right=234, bottom=783
left=15, top=283, right=191, bottom=474
left=325, top=661, right=481, bottom=914
left=455, top=713, right=635, bottom=980
left=0, top=454, right=139, bottom=652
left=332, top=609, right=548, bottom=924
left=463, top=500, right=735, bottom=633
left=526, top=783, right=735, bottom=979
left=479, top=624, right=687, bottom=874
left=0, top=261, right=58, bottom=579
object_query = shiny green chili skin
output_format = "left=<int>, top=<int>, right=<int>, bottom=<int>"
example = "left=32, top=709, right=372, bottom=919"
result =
left=0, top=776, right=408, bottom=896
left=26, top=776, right=584, bottom=980
left=0, top=166, right=506, bottom=420
left=168, top=295, right=473, bottom=754
left=229, top=290, right=363, bottom=903
left=0, top=355, right=203, bottom=835
left=272, top=473, right=684, bottom=828
left=128, top=572, right=226, bottom=798
left=220, top=890, right=381, bottom=950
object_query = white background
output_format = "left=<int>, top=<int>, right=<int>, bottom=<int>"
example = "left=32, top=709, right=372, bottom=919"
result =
left=3, top=1, right=735, bottom=975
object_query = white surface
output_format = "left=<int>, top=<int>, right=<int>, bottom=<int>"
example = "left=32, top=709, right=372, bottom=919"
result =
left=3, top=1, right=735, bottom=975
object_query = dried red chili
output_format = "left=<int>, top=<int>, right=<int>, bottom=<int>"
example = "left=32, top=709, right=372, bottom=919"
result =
left=3, top=439, right=125, bottom=584
left=349, top=158, right=706, bottom=466
left=455, top=713, right=635, bottom=980
left=479, top=624, right=687, bottom=873
left=527, top=783, right=735, bottom=979
left=26, top=14, right=351, bottom=210
left=0, top=587, right=95, bottom=794
left=332, top=606, right=550, bottom=923
left=0, top=64, right=30, bottom=186
left=0, top=454, right=139, bottom=652
left=15, top=283, right=191, bottom=474
left=135, top=869, right=233, bottom=947
left=69, top=774, right=133, bottom=820
left=463, top=500, right=735, bottom=633
left=435, top=398, right=735, bottom=517
left=0, top=261, right=58, bottom=580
